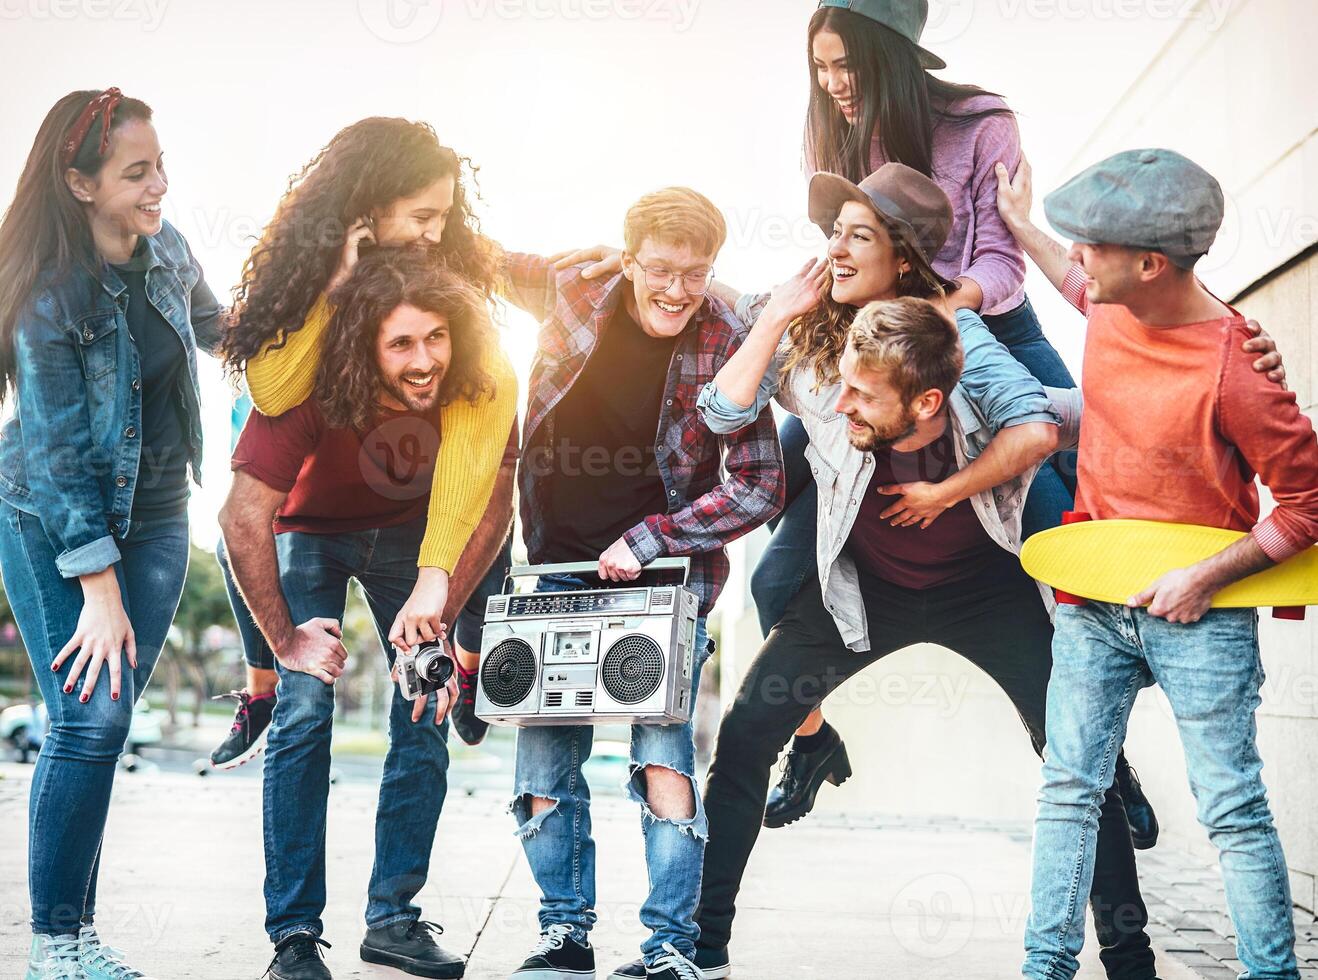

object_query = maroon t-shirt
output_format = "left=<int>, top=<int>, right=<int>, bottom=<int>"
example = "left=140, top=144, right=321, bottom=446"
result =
left=846, top=428, right=1004, bottom=589
left=231, top=399, right=440, bottom=536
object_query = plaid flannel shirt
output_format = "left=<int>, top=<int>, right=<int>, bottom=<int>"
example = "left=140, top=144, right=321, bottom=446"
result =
left=502, top=252, right=785, bottom=614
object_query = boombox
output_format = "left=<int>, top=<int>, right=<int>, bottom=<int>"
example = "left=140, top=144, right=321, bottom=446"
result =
left=475, top=559, right=700, bottom=727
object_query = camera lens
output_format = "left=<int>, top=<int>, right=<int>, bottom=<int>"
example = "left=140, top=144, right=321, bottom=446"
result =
left=414, top=643, right=454, bottom=685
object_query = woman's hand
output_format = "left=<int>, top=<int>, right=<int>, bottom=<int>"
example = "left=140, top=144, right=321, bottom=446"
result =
left=550, top=245, right=623, bottom=280
left=389, top=566, right=450, bottom=653
left=763, top=258, right=831, bottom=324
left=327, top=218, right=376, bottom=293
left=53, top=568, right=136, bottom=703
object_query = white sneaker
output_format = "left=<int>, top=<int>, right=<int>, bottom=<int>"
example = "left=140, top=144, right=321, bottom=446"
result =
left=25, top=934, right=83, bottom=980
left=77, top=926, right=155, bottom=980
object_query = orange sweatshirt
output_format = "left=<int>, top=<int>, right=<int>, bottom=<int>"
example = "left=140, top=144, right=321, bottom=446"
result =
left=1061, top=265, right=1318, bottom=562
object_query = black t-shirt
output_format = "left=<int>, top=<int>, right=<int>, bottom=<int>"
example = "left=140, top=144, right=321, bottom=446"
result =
left=847, top=427, right=1002, bottom=589
left=541, top=303, right=676, bottom=561
left=113, top=248, right=191, bottom=520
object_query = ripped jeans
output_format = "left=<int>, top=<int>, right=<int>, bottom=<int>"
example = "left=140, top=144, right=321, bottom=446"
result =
left=511, top=576, right=711, bottom=964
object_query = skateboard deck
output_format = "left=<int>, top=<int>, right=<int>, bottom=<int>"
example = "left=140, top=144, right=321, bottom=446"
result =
left=1020, top=519, right=1318, bottom=608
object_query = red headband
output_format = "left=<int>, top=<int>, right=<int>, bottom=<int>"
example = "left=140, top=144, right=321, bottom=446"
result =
left=60, top=88, right=124, bottom=170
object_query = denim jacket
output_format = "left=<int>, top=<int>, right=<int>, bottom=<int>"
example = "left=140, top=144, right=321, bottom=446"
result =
left=697, top=293, right=1078, bottom=651
left=0, top=220, right=223, bottom=577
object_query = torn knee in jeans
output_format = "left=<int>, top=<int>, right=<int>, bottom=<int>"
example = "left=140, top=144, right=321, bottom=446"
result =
left=510, top=791, right=560, bottom=840
left=627, top=763, right=708, bottom=840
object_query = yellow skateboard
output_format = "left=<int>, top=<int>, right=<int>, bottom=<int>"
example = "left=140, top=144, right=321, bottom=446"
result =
left=1020, top=518, right=1318, bottom=617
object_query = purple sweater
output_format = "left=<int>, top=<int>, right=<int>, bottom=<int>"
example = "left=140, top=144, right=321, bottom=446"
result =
left=811, top=94, right=1027, bottom=317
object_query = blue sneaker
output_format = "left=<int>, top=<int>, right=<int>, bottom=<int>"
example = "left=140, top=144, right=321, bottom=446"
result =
left=77, top=926, right=153, bottom=979
left=25, top=933, right=82, bottom=980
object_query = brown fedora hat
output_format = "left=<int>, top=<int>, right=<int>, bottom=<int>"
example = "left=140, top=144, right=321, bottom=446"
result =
left=809, top=162, right=954, bottom=261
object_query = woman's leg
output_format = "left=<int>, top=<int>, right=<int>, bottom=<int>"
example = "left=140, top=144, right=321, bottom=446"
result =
left=981, top=297, right=1079, bottom=528
left=217, top=537, right=277, bottom=692
left=0, top=507, right=186, bottom=936
left=752, top=416, right=828, bottom=741
left=210, top=537, right=279, bottom=769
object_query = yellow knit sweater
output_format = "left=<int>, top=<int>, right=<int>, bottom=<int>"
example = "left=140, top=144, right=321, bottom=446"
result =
left=244, top=296, right=518, bottom=572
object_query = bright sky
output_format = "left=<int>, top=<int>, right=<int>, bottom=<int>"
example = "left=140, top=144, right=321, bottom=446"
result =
left=0, top=0, right=1189, bottom=547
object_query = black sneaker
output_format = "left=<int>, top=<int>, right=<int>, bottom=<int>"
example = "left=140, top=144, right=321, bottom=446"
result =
left=210, top=690, right=276, bottom=770
left=360, top=919, right=465, bottom=978
left=266, top=933, right=331, bottom=980
left=451, top=665, right=488, bottom=746
left=1115, top=754, right=1160, bottom=850
left=510, top=924, right=595, bottom=979
left=608, top=947, right=729, bottom=980
left=644, top=945, right=703, bottom=980
left=763, top=727, right=852, bottom=829
left=692, top=948, right=730, bottom=979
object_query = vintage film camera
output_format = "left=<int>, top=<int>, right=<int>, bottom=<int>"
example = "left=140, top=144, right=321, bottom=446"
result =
left=396, top=640, right=455, bottom=702
left=475, top=559, right=700, bottom=727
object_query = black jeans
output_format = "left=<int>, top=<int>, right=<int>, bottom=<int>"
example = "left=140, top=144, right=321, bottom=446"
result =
left=695, top=561, right=1155, bottom=980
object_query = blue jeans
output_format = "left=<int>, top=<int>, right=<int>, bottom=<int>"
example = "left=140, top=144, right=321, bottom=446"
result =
left=1025, top=603, right=1298, bottom=979
left=981, top=296, right=1077, bottom=537
left=752, top=295, right=1078, bottom=631
left=219, top=534, right=511, bottom=670
left=750, top=414, right=817, bottom=635
left=0, top=503, right=188, bottom=936
left=511, top=576, right=712, bottom=965
left=262, top=516, right=451, bottom=943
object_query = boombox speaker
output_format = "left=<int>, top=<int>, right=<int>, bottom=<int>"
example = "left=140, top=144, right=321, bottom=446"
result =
left=476, top=559, right=700, bottom=727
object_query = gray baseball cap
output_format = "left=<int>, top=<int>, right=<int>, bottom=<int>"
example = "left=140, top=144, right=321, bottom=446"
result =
left=1043, top=148, right=1224, bottom=269
left=817, top=0, right=947, bottom=70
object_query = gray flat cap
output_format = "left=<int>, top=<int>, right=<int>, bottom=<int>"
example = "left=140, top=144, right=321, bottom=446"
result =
left=1043, top=148, right=1224, bottom=268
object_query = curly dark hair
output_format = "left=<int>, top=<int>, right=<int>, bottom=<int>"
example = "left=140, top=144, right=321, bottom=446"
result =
left=219, top=117, right=500, bottom=381
left=314, top=244, right=497, bottom=431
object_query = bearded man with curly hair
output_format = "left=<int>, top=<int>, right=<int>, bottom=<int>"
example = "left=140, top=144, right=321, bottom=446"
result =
left=218, top=246, right=515, bottom=980
left=209, top=117, right=515, bottom=770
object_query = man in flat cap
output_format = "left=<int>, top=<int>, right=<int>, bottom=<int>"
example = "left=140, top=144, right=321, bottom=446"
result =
left=997, top=149, right=1318, bottom=980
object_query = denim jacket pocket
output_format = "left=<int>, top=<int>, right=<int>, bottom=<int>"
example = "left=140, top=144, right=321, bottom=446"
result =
left=803, top=442, right=838, bottom=494
left=73, top=314, right=119, bottom=381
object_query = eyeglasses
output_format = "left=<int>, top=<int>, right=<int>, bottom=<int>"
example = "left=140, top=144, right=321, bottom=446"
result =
left=633, top=261, right=714, bottom=296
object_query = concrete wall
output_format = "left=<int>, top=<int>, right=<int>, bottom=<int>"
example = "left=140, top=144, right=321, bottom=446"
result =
left=714, top=0, right=1317, bottom=912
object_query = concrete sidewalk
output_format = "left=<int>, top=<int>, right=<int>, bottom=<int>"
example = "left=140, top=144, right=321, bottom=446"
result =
left=0, top=763, right=1207, bottom=979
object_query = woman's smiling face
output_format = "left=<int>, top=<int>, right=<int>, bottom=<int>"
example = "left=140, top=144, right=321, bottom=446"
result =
left=812, top=28, right=859, bottom=125
left=827, top=200, right=910, bottom=307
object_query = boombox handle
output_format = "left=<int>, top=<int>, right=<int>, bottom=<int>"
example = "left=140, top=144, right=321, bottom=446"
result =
left=501, top=557, right=692, bottom=595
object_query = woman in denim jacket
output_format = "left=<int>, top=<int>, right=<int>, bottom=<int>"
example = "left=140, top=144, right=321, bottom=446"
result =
left=0, top=89, right=222, bottom=980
